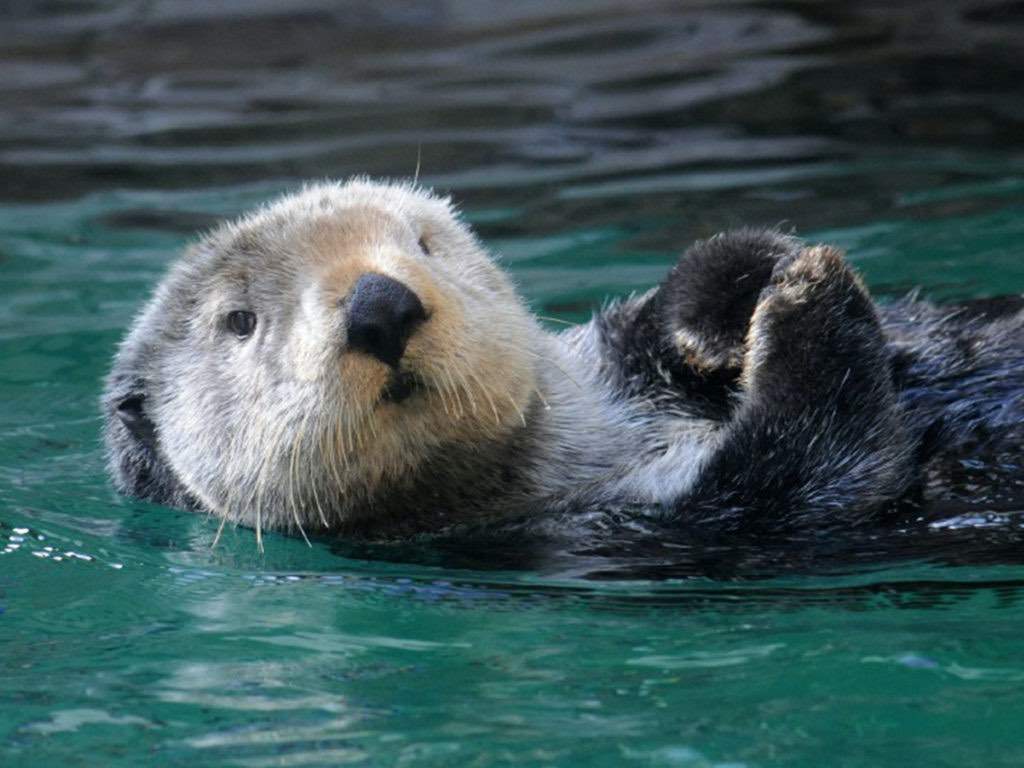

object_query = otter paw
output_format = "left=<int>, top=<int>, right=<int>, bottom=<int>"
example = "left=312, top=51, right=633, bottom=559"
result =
left=744, top=244, right=887, bottom=404
left=657, top=229, right=800, bottom=372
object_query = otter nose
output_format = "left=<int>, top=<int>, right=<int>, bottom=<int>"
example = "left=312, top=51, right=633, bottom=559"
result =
left=344, top=273, right=427, bottom=368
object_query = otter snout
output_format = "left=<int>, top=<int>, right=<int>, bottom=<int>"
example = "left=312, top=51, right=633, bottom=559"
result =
left=344, top=273, right=427, bottom=368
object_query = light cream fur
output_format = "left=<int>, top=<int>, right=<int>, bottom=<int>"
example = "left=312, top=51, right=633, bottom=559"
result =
left=155, top=179, right=540, bottom=539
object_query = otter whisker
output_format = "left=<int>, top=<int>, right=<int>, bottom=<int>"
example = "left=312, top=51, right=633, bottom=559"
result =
left=451, top=371, right=470, bottom=419
left=308, top=482, right=328, bottom=530
left=211, top=513, right=229, bottom=551
left=462, top=364, right=502, bottom=427
left=282, top=421, right=309, bottom=548
left=450, top=355, right=479, bottom=416
left=532, top=384, right=552, bottom=411
left=479, top=378, right=503, bottom=427
left=256, top=506, right=264, bottom=554
left=219, top=475, right=239, bottom=537
left=340, top=408, right=355, bottom=457
left=537, top=314, right=575, bottom=326
left=504, top=393, right=528, bottom=427
left=308, top=414, right=330, bottom=530
left=232, top=409, right=270, bottom=552
left=365, top=408, right=381, bottom=444
left=506, top=343, right=585, bottom=391
left=218, top=411, right=257, bottom=536
left=293, top=508, right=313, bottom=547
left=252, top=423, right=272, bottom=553
left=293, top=406, right=325, bottom=535
left=252, top=408, right=290, bottom=545
left=431, top=373, right=452, bottom=417
left=441, top=367, right=466, bottom=418
left=287, top=407, right=307, bottom=541
left=327, top=415, right=349, bottom=498
left=308, top=470, right=328, bottom=531
left=351, top=409, right=368, bottom=452
left=435, top=378, right=453, bottom=417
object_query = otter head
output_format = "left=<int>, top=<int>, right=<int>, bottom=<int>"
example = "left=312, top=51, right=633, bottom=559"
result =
left=103, top=179, right=539, bottom=535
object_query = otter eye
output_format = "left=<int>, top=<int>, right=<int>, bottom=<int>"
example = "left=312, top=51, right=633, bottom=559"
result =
left=418, top=237, right=431, bottom=256
left=226, top=310, right=257, bottom=338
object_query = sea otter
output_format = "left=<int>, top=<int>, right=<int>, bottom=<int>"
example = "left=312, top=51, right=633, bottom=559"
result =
left=102, top=179, right=1024, bottom=546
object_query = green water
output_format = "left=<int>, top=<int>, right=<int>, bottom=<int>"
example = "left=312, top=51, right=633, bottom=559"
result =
left=3, top=2, right=1024, bottom=766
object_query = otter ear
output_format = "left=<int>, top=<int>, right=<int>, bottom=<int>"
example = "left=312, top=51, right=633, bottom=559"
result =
left=116, top=393, right=157, bottom=450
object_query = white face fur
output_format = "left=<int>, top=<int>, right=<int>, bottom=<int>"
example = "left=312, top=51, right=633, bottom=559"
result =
left=144, top=180, right=539, bottom=533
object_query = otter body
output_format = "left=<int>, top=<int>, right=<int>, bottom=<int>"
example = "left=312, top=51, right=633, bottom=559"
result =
left=103, top=180, right=1024, bottom=542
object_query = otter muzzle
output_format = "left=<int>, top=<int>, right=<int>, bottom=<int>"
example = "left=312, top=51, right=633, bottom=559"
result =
left=344, top=273, right=426, bottom=368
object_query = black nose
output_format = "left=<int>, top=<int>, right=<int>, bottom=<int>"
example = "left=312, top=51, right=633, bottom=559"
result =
left=344, top=273, right=427, bottom=368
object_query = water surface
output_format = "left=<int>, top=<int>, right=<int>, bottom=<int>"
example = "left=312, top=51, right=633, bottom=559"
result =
left=3, top=2, right=1024, bottom=765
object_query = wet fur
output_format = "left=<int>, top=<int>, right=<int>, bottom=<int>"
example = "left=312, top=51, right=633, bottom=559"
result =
left=103, top=181, right=1024, bottom=542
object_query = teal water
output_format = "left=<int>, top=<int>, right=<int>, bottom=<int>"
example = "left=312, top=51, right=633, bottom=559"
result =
left=3, top=2, right=1024, bottom=765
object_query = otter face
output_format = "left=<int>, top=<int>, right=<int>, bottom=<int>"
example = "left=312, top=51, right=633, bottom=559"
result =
left=106, top=180, right=539, bottom=534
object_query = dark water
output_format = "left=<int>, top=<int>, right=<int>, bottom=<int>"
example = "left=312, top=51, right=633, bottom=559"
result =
left=3, top=2, right=1024, bottom=765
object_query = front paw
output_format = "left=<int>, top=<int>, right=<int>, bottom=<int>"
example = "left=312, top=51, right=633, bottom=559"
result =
left=657, top=229, right=800, bottom=372
left=743, top=244, right=888, bottom=407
